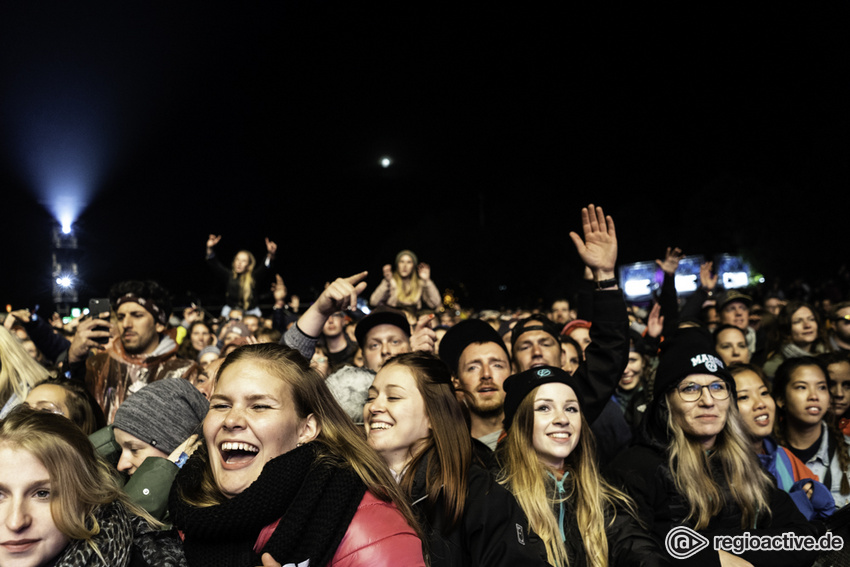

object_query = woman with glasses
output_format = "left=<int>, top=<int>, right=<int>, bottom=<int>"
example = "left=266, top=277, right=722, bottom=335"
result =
left=607, top=328, right=825, bottom=567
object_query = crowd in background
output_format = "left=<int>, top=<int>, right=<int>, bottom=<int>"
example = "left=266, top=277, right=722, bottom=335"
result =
left=2, top=204, right=850, bottom=567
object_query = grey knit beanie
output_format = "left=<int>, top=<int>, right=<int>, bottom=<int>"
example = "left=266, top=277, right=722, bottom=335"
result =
left=113, top=377, right=209, bottom=454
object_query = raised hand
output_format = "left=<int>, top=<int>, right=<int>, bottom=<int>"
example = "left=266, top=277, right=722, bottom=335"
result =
left=68, top=316, right=113, bottom=364
left=568, top=204, right=617, bottom=280
left=410, top=314, right=437, bottom=353
left=656, top=247, right=683, bottom=275
left=314, top=272, right=368, bottom=316
left=206, top=234, right=222, bottom=250
left=382, top=264, right=393, bottom=281
left=265, top=237, right=278, bottom=257
left=700, top=261, right=718, bottom=291
left=646, top=302, right=665, bottom=339
left=418, top=262, right=431, bottom=282
left=271, top=274, right=288, bottom=307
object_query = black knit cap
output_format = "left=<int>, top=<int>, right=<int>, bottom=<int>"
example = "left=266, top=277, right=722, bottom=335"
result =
left=354, top=306, right=411, bottom=349
left=653, top=326, right=735, bottom=399
left=509, top=314, right=561, bottom=351
left=502, top=366, right=585, bottom=431
left=438, top=319, right=509, bottom=376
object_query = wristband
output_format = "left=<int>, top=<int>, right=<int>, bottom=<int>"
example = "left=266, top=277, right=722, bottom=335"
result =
left=596, top=278, right=618, bottom=290
left=175, top=452, right=189, bottom=469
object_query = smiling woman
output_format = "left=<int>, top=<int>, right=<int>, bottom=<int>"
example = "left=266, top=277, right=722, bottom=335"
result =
left=498, top=366, right=661, bottom=567
left=168, top=343, right=425, bottom=567
left=363, top=352, right=551, bottom=567
left=607, top=328, right=827, bottom=566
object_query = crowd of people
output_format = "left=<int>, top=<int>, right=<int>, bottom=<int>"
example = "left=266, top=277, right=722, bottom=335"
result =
left=1, top=203, right=849, bottom=566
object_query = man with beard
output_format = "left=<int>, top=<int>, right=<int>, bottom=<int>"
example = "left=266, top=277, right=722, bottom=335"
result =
left=67, top=280, right=197, bottom=423
left=439, top=319, right=512, bottom=450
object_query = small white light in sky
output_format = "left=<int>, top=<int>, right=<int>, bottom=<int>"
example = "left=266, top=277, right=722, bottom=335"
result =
left=380, top=157, right=391, bottom=168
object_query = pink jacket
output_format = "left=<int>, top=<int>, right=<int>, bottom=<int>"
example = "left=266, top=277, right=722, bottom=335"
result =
left=330, top=491, right=425, bottom=567
left=255, top=491, right=424, bottom=567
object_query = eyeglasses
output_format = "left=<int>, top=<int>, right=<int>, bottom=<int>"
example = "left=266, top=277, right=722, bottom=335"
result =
left=675, top=381, right=730, bottom=402
left=832, top=314, right=850, bottom=324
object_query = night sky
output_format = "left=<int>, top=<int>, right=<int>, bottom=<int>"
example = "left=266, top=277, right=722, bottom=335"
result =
left=1, top=5, right=847, bottom=313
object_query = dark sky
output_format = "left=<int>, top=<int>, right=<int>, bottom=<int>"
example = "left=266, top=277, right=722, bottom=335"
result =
left=1, top=5, right=847, bottom=313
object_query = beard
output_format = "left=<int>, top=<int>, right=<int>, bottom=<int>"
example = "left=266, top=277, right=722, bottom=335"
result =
left=466, top=395, right=504, bottom=419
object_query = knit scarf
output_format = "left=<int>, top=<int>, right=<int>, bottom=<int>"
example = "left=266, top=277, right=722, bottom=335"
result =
left=170, top=442, right=366, bottom=567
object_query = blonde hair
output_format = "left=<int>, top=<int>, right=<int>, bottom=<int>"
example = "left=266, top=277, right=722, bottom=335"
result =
left=0, top=406, right=159, bottom=560
left=665, top=394, right=774, bottom=529
left=177, top=344, right=421, bottom=536
left=498, top=388, right=637, bottom=567
left=393, top=252, right=423, bottom=306
left=0, top=326, right=50, bottom=408
left=232, top=250, right=257, bottom=310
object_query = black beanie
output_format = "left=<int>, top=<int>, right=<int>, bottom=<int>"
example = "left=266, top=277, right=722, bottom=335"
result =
left=502, top=366, right=585, bottom=431
left=438, top=319, right=509, bottom=376
left=354, top=306, right=411, bottom=349
left=113, top=377, right=209, bottom=454
left=653, top=327, right=735, bottom=399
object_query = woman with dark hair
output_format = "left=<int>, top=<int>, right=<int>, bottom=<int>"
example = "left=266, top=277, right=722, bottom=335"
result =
left=169, top=343, right=424, bottom=567
left=772, top=356, right=850, bottom=509
left=498, top=366, right=664, bottom=567
left=730, top=363, right=834, bottom=519
left=364, top=351, right=549, bottom=567
left=0, top=405, right=185, bottom=566
left=607, top=328, right=825, bottom=566
left=205, top=234, right=276, bottom=318
left=714, top=324, right=751, bottom=367
left=24, top=377, right=106, bottom=435
left=369, top=250, right=441, bottom=311
left=177, top=321, right=214, bottom=362
left=762, top=301, right=829, bottom=379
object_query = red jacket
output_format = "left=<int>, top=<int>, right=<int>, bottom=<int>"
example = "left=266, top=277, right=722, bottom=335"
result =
left=255, top=490, right=425, bottom=567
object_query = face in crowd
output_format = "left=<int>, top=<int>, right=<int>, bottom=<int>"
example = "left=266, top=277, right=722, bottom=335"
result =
left=720, top=301, right=749, bottom=331
left=667, top=374, right=731, bottom=450
left=116, top=301, right=164, bottom=355
left=363, top=362, right=431, bottom=475
left=530, top=382, right=582, bottom=470
left=715, top=326, right=750, bottom=366
left=512, top=329, right=562, bottom=372
left=733, top=368, right=775, bottom=441
left=204, top=356, right=319, bottom=498
left=453, top=342, right=511, bottom=418
left=362, top=325, right=411, bottom=372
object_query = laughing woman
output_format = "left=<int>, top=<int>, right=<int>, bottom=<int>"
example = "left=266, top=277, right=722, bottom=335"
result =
left=169, top=343, right=424, bottom=567
left=364, top=351, right=549, bottom=567
left=498, top=366, right=665, bottom=567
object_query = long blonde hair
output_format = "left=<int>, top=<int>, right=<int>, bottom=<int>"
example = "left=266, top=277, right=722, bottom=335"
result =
left=665, top=394, right=774, bottom=529
left=176, top=344, right=421, bottom=536
left=498, top=388, right=636, bottom=567
left=393, top=251, right=423, bottom=305
left=0, top=326, right=50, bottom=409
left=232, top=250, right=257, bottom=310
left=0, top=406, right=160, bottom=559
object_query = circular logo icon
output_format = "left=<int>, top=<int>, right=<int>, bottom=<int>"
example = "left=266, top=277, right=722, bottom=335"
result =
left=665, top=525, right=710, bottom=560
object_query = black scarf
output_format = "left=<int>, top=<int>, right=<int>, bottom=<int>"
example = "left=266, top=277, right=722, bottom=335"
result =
left=169, top=442, right=366, bottom=567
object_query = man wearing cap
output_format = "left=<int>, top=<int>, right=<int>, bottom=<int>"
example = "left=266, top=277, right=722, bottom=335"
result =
left=354, top=306, right=436, bottom=372
left=716, top=289, right=767, bottom=363
left=439, top=318, right=513, bottom=450
left=67, top=280, right=198, bottom=423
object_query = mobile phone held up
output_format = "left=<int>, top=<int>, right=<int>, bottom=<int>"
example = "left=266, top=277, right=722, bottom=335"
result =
left=88, top=298, right=111, bottom=345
